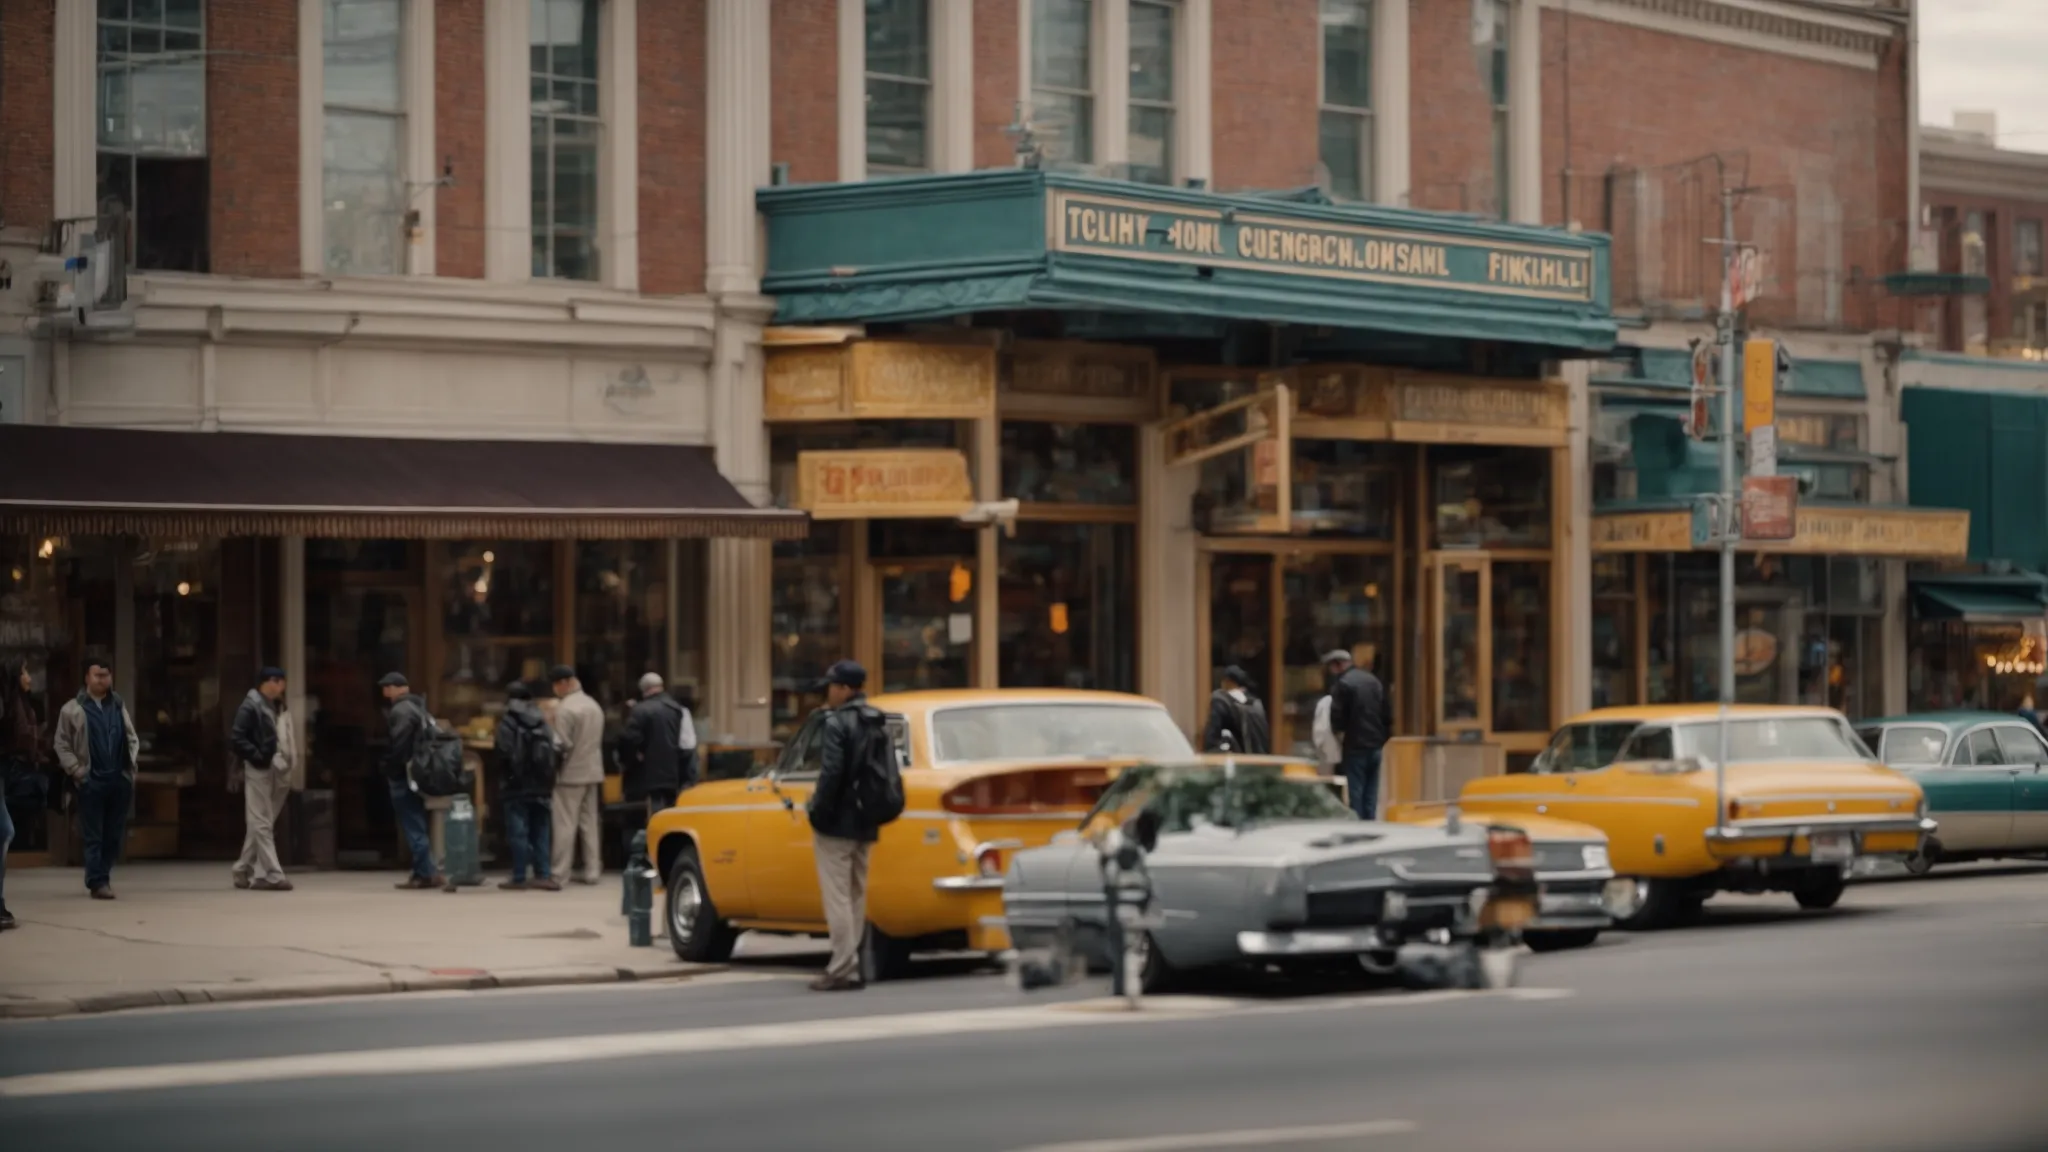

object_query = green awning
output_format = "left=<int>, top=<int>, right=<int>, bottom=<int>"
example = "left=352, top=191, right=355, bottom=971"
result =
left=1913, top=584, right=2048, bottom=622
left=757, top=171, right=1616, bottom=353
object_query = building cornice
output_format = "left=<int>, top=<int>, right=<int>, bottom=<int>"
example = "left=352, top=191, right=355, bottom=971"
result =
left=1919, top=138, right=2048, bottom=205
left=1540, top=0, right=1896, bottom=70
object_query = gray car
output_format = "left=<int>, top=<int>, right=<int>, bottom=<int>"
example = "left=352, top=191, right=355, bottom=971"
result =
left=1002, top=762, right=1604, bottom=991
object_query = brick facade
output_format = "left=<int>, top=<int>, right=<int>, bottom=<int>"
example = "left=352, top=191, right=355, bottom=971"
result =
left=1210, top=0, right=1319, bottom=193
left=640, top=0, right=706, bottom=295
left=1923, top=189, right=2048, bottom=353
left=974, top=0, right=1020, bottom=171
left=770, top=0, right=839, bottom=184
left=434, top=0, right=486, bottom=280
left=0, top=1, right=55, bottom=235
left=1410, top=0, right=1502, bottom=215
left=207, top=0, right=300, bottom=279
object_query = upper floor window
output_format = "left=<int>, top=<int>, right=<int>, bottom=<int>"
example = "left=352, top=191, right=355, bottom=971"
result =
left=324, top=0, right=406, bottom=276
left=2017, top=219, right=2044, bottom=279
left=530, top=0, right=600, bottom=281
left=1127, top=0, right=1176, bottom=185
left=96, top=0, right=208, bottom=272
left=1481, top=0, right=1510, bottom=219
left=1031, top=0, right=1095, bottom=166
left=865, top=0, right=932, bottom=173
left=1317, top=0, right=1372, bottom=201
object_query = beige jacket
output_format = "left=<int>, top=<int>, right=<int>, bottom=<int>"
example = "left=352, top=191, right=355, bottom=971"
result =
left=552, top=687, right=608, bottom=786
left=54, top=692, right=141, bottom=783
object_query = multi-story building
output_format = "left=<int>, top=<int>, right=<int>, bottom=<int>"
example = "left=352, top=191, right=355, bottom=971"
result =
left=0, top=0, right=1970, bottom=871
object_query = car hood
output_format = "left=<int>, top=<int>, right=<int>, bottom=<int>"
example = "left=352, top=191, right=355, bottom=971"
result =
left=1164, top=819, right=1486, bottom=865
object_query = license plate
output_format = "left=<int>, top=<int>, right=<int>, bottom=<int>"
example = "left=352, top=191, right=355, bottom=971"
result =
left=1810, top=830, right=1854, bottom=863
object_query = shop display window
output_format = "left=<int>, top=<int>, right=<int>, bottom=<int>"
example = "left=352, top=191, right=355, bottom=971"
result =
left=130, top=539, right=223, bottom=772
left=998, top=523, right=1135, bottom=692
left=1589, top=554, right=1636, bottom=708
left=1278, top=553, right=1393, bottom=757
left=1911, top=619, right=2048, bottom=713
left=438, top=541, right=555, bottom=735
left=1430, top=446, right=1550, bottom=549
left=574, top=542, right=669, bottom=729
left=772, top=524, right=846, bottom=741
left=1002, top=422, right=1136, bottom=505
left=1490, top=561, right=1549, bottom=732
left=1289, top=440, right=1396, bottom=539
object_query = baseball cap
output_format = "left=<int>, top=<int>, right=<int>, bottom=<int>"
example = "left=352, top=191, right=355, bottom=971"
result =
left=548, top=664, right=577, bottom=683
left=806, top=659, right=867, bottom=691
left=1319, top=649, right=1353, bottom=666
left=377, top=671, right=408, bottom=688
left=258, top=666, right=286, bottom=683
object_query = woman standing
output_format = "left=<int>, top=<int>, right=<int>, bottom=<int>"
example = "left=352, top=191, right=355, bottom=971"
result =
left=0, top=659, right=48, bottom=929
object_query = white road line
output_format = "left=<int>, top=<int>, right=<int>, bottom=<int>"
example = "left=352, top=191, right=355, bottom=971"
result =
left=1004, top=1120, right=1419, bottom=1152
left=0, top=988, right=1568, bottom=1100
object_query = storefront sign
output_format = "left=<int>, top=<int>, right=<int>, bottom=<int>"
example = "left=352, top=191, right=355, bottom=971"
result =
left=1593, top=505, right=1970, bottom=559
left=793, top=450, right=976, bottom=519
left=766, top=341, right=995, bottom=421
left=1047, top=189, right=1599, bottom=304
left=1592, top=510, right=1697, bottom=553
left=1741, top=475, right=1798, bottom=541
left=1010, top=341, right=1154, bottom=400
left=1388, top=377, right=1568, bottom=447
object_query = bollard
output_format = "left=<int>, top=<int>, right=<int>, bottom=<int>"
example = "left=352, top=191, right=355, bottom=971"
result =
left=625, top=830, right=655, bottom=947
left=443, top=794, right=483, bottom=890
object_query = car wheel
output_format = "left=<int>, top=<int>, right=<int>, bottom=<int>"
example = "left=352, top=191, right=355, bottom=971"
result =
left=1522, top=928, right=1600, bottom=953
left=1613, top=877, right=1690, bottom=931
left=1794, top=871, right=1846, bottom=911
left=666, top=848, right=737, bottom=963
left=861, top=922, right=917, bottom=983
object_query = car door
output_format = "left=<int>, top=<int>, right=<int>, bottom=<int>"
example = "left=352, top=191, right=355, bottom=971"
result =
left=742, top=715, right=828, bottom=925
left=1991, top=724, right=2048, bottom=852
left=1935, top=727, right=2017, bottom=853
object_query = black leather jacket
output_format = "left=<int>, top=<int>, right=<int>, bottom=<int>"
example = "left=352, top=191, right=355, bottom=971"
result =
left=808, top=696, right=881, bottom=843
left=229, top=689, right=282, bottom=770
left=383, top=694, right=429, bottom=781
left=1328, top=665, right=1392, bottom=756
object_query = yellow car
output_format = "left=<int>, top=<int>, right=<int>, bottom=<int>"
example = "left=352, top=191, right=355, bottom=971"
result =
left=1414, top=705, right=1931, bottom=930
left=650, top=689, right=1267, bottom=979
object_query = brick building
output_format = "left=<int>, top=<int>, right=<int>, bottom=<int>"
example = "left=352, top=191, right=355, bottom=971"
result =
left=3, top=0, right=1975, bottom=871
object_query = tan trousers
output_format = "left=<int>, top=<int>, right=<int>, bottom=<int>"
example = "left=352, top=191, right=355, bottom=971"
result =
left=813, top=833, right=873, bottom=982
left=232, top=765, right=289, bottom=884
left=550, top=782, right=603, bottom=883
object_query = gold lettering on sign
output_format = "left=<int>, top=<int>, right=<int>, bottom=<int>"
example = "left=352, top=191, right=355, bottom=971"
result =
left=848, top=342, right=995, bottom=418
left=1591, top=511, right=1693, bottom=553
left=1394, top=380, right=1565, bottom=429
left=1066, top=205, right=1153, bottom=248
left=1233, top=226, right=1452, bottom=277
left=764, top=346, right=848, bottom=421
left=1486, top=252, right=1592, bottom=292
left=1776, top=509, right=1970, bottom=559
left=795, top=450, right=976, bottom=518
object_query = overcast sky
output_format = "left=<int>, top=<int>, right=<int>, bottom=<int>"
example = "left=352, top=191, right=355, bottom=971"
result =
left=1918, top=0, right=2048, bottom=152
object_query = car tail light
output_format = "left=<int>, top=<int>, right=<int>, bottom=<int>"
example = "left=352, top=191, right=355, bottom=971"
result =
left=941, top=768, right=1110, bottom=816
left=975, top=844, right=1006, bottom=878
left=1487, top=828, right=1535, bottom=880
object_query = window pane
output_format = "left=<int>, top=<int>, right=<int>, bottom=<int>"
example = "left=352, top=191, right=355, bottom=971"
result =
left=1128, top=105, right=1173, bottom=185
left=1001, top=422, right=1137, bottom=504
left=1128, top=1, right=1174, bottom=104
left=1493, top=562, right=1550, bottom=732
left=1431, top=446, right=1550, bottom=548
left=1280, top=552, right=1394, bottom=756
left=998, top=523, right=1136, bottom=692
left=1289, top=439, right=1395, bottom=538
left=439, top=542, right=556, bottom=735
left=1318, top=109, right=1367, bottom=200
left=323, top=110, right=405, bottom=275
left=866, top=76, right=930, bottom=171
left=1210, top=555, right=1274, bottom=726
left=165, top=0, right=202, bottom=29
left=325, top=0, right=403, bottom=111
left=1320, top=0, right=1371, bottom=109
left=772, top=524, right=845, bottom=740
left=1033, top=0, right=1093, bottom=91
left=1441, top=566, right=1481, bottom=722
left=534, top=0, right=599, bottom=80
left=1032, top=90, right=1094, bottom=165
left=866, top=0, right=930, bottom=79
left=573, top=542, right=669, bottom=732
left=1590, top=555, right=1636, bottom=708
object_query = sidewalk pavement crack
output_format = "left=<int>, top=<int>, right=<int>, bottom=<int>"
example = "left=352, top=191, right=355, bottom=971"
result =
left=280, top=945, right=409, bottom=971
left=16, top=922, right=410, bottom=973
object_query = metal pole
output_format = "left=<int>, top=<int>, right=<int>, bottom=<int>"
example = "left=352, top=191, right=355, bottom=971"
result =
left=1715, top=185, right=1738, bottom=833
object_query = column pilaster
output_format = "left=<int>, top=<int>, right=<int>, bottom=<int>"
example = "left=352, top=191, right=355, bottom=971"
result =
left=933, top=0, right=977, bottom=173
left=706, top=0, right=772, bottom=296
left=1509, top=0, right=1543, bottom=224
left=1372, top=0, right=1410, bottom=205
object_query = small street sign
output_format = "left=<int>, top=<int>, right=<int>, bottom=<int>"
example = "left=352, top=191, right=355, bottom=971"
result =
left=1687, top=339, right=1713, bottom=440
left=1742, top=475, right=1798, bottom=541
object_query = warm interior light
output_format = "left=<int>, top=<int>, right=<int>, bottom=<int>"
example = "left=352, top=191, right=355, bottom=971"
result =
left=176, top=581, right=192, bottom=597
left=1049, top=602, right=1070, bottom=634
left=8, top=567, right=21, bottom=582
left=37, top=539, right=56, bottom=559
left=482, top=550, right=496, bottom=563
left=1363, top=582, right=1380, bottom=599
left=948, top=563, right=972, bottom=603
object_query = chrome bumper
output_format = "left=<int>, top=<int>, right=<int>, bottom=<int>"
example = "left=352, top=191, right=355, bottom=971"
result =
left=1237, top=927, right=1391, bottom=956
left=1705, top=815, right=1937, bottom=842
left=933, top=876, right=1006, bottom=891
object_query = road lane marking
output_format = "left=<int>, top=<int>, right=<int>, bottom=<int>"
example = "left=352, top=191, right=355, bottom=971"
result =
left=0, top=987, right=1567, bottom=1099
left=1005, top=1120, right=1419, bottom=1152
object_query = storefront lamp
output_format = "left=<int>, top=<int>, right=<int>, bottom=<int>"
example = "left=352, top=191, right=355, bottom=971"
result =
left=1050, top=603, right=1071, bottom=635
left=9, top=567, right=21, bottom=582
left=37, top=539, right=55, bottom=559
left=949, top=563, right=972, bottom=603
left=176, top=581, right=191, bottom=597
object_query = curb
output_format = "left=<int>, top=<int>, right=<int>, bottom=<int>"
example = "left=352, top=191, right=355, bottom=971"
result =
left=0, top=962, right=726, bottom=1020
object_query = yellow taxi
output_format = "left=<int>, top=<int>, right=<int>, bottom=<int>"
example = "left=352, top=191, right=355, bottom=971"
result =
left=650, top=689, right=1292, bottom=979
left=1390, top=705, right=1930, bottom=930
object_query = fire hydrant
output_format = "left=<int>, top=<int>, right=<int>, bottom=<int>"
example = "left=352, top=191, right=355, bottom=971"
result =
left=624, top=830, right=656, bottom=947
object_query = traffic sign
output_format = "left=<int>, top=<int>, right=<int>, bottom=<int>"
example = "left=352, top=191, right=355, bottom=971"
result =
left=1741, top=475, right=1798, bottom=541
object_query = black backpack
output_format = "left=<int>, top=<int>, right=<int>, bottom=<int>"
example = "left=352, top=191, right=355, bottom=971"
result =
left=849, top=707, right=905, bottom=827
left=409, top=710, right=474, bottom=798
left=504, top=715, right=559, bottom=791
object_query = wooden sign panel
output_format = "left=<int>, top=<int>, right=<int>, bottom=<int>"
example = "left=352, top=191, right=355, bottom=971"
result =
left=793, top=449, right=976, bottom=520
left=766, top=341, right=995, bottom=421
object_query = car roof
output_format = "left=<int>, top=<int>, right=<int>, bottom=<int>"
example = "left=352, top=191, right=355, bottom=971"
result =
left=1559, top=704, right=1846, bottom=726
left=1860, top=711, right=2026, bottom=731
left=869, top=689, right=1166, bottom=714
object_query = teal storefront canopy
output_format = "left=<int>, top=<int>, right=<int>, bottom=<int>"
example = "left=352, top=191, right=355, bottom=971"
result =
left=1912, top=575, right=2048, bottom=623
left=1902, top=386, right=2048, bottom=569
left=757, top=171, right=1615, bottom=353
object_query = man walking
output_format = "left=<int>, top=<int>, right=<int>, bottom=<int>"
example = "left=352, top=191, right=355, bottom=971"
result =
left=228, top=667, right=297, bottom=892
left=619, top=672, right=695, bottom=820
left=379, top=672, right=443, bottom=890
left=548, top=664, right=606, bottom=885
left=1201, top=665, right=1270, bottom=754
left=53, top=659, right=139, bottom=899
left=495, top=682, right=559, bottom=891
left=807, top=660, right=883, bottom=992
left=1323, top=649, right=1393, bottom=820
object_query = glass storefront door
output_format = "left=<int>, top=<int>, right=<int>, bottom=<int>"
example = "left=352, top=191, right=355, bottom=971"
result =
left=1427, top=552, right=1554, bottom=751
left=874, top=559, right=975, bottom=693
left=1206, top=552, right=1276, bottom=731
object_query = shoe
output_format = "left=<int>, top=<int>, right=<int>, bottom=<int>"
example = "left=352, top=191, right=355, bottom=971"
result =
left=498, top=879, right=529, bottom=891
left=395, top=876, right=438, bottom=890
left=0, top=908, right=16, bottom=930
left=233, top=874, right=252, bottom=890
left=250, top=878, right=292, bottom=892
left=528, top=877, right=562, bottom=891
left=807, top=975, right=865, bottom=992
left=89, top=886, right=115, bottom=901
left=570, top=876, right=600, bottom=886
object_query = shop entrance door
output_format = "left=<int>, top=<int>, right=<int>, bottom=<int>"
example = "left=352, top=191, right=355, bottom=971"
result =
left=871, top=558, right=976, bottom=694
left=1679, top=586, right=1803, bottom=705
left=1426, top=553, right=1554, bottom=755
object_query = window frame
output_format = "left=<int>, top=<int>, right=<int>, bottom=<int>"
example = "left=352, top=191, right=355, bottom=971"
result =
left=2016, top=219, right=2044, bottom=279
left=320, top=0, right=409, bottom=277
left=1029, top=0, right=1098, bottom=167
left=1962, top=726, right=2004, bottom=766
left=1316, top=0, right=1373, bottom=203
left=863, top=0, right=934, bottom=175
left=1125, top=0, right=1178, bottom=186
left=96, top=0, right=210, bottom=272
left=1994, top=724, right=2048, bottom=767
left=529, top=0, right=604, bottom=283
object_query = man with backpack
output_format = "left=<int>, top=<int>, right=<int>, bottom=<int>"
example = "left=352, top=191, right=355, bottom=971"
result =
left=378, top=672, right=444, bottom=890
left=805, top=660, right=901, bottom=992
left=495, top=682, right=560, bottom=891
left=1201, top=665, right=1270, bottom=754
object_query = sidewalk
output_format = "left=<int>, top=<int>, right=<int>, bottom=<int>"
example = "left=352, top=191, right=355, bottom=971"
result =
left=0, top=862, right=727, bottom=1019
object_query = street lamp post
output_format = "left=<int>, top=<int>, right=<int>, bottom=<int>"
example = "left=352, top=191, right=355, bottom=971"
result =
left=1714, top=185, right=1741, bottom=835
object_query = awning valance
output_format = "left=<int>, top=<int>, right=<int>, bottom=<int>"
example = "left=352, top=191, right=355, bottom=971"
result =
left=0, top=426, right=807, bottom=541
left=1591, top=501, right=1971, bottom=559
left=1911, top=575, right=2048, bottom=623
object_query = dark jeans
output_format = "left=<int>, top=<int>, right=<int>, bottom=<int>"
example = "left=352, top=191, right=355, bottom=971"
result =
left=78, top=774, right=134, bottom=891
left=503, top=795, right=552, bottom=882
left=1341, top=747, right=1384, bottom=821
left=386, top=778, right=436, bottom=880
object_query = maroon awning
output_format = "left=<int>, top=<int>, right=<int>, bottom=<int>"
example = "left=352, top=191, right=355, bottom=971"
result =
left=0, top=425, right=807, bottom=540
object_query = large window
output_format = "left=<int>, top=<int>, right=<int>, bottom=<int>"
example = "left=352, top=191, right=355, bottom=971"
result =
left=96, top=0, right=209, bottom=272
left=1002, top=422, right=1136, bottom=505
left=998, top=523, right=1136, bottom=692
left=865, top=0, right=931, bottom=173
left=1317, top=0, right=1372, bottom=201
left=1031, top=0, right=1095, bottom=166
left=530, top=0, right=600, bottom=281
left=2017, top=219, right=2044, bottom=279
left=323, top=0, right=406, bottom=275
left=438, top=542, right=555, bottom=735
left=1127, top=0, right=1175, bottom=185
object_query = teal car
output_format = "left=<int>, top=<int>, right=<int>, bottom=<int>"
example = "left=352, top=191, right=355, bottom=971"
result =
left=1854, top=713, right=2048, bottom=873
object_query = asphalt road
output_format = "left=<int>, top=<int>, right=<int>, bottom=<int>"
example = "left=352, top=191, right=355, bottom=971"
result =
left=3, top=866, right=2046, bottom=1152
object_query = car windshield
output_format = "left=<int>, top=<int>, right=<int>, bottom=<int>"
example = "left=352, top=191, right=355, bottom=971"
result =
left=1082, top=764, right=1354, bottom=837
left=929, top=703, right=1196, bottom=765
left=1861, top=725, right=1945, bottom=765
left=1618, top=717, right=1870, bottom=764
left=1536, top=721, right=1640, bottom=772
